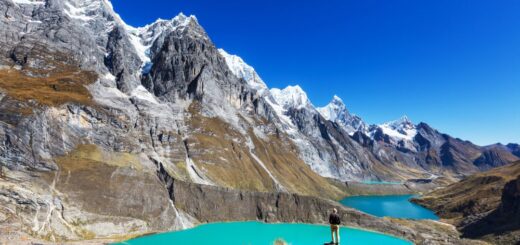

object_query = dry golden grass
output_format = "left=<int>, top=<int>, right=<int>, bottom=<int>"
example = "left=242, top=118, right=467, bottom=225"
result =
left=416, top=161, right=520, bottom=225
left=249, top=131, right=345, bottom=199
left=45, top=144, right=168, bottom=219
left=0, top=68, right=97, bottom=113
left=187, top=105, right=275, bottom=192
left=35, top=144, right=176, bottom=241
left=54, top=144, right=142, bottom=171
left=0, top=45, right=98, bottom=117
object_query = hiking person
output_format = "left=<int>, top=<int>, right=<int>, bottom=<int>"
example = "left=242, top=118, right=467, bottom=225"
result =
left=329, top=208, right=341, bottom=244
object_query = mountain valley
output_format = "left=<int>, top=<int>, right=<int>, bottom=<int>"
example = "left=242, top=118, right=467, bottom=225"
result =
left=0, top=0, right=518, bottom=244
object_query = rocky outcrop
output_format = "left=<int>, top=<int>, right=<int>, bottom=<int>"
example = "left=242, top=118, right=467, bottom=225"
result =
left=0, top=144, right=189, bottom=242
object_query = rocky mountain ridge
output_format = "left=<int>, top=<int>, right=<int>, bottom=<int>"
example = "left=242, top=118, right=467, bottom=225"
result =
left=315, top=93, right=519, bottom=179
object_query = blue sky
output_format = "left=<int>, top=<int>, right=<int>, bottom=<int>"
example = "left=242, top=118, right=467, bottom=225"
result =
left=112, top=0, right=520, bottom=145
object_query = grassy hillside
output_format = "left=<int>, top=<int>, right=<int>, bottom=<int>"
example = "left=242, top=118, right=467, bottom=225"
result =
left=413, top=161, right=520, bottom=244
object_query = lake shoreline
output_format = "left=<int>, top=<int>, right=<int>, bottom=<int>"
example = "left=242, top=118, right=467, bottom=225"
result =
left=328, top=177, right=444, bottom=201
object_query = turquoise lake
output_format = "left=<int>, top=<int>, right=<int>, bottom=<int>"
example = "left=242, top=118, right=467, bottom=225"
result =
left=340, top=194, right=439, bottom=220
left=117, top=221, right=411, bottom=245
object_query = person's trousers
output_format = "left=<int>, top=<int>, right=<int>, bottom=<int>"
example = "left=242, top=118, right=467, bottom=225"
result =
left=330, top=225, right=340, bottom=244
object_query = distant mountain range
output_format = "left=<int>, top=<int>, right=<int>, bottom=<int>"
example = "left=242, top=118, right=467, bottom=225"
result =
left=0, top=0, right=517, bottom=241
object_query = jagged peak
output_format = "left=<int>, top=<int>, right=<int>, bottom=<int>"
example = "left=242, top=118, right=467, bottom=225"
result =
left=138, top=13, right=198, bottom=30
left=272, top=85, right=306, bottom=97
left=329, top=95, right=347, bottom=109
left=383, top=115, right=414, bottom=128
left=317, top=95, right=348, bottom=121
left=331, top=94, right=344, bottom=104
left=129, top=12, right=198, bottom=36
left=316, top=94, right=369, bottom=135
left=270, top=85, right=312, bottom=109
left=375, top=115, right=417, bottom=142
left=124, top=12, right=204, bottom=72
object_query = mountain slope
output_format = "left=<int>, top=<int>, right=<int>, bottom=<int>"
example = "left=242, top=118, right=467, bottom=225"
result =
left=413, top=161, right=520, bottom=244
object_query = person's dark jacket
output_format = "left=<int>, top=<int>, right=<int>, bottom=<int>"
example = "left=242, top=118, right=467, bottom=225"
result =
left=329, top=213, right=341, bottom=225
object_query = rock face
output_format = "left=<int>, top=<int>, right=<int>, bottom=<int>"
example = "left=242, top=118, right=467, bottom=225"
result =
left=414, top=161, right=520, bottom=244
left=0, top=0, right=516, bottom=243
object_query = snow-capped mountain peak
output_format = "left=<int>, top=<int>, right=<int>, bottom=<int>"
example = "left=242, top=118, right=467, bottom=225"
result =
left=378, top=115, right=417, bottom=141
left=317, top=95, right=348, bottom=121
left=269, top=85, right=312, bottom=110
left=218, top=49, right=268, bottom=93
left=331, top=95, right=343, bottom=104
left=317, top=95, right=367, bottom=135
left=136, top=13, right=197, bottom=36
left=125, top=13, right=200, bottom=73
left=384, top=115, right=415, bottom=130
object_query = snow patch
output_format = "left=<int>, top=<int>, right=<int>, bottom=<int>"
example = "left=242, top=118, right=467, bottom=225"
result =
left=245, top=138, right=286, bottom=192
left=265, top=95, right=298, bottom=135
left=170, top=201, right=195, bottom=229
left=130, top=85, right=158, bottom=104
left=102, top=72, right=116, bottom=81
left=185, top=156, right=214, bottom=186
left=12, top=0, right=45, bottom=5
left=64, top=2, right=94, bottom=21
left=378, top=115, right=417, bottom=141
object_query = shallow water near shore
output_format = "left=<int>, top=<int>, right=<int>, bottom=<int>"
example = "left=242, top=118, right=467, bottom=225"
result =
left=340, top=194, right=439, bottom=220
left=116, top=221, right=411, bottom=245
